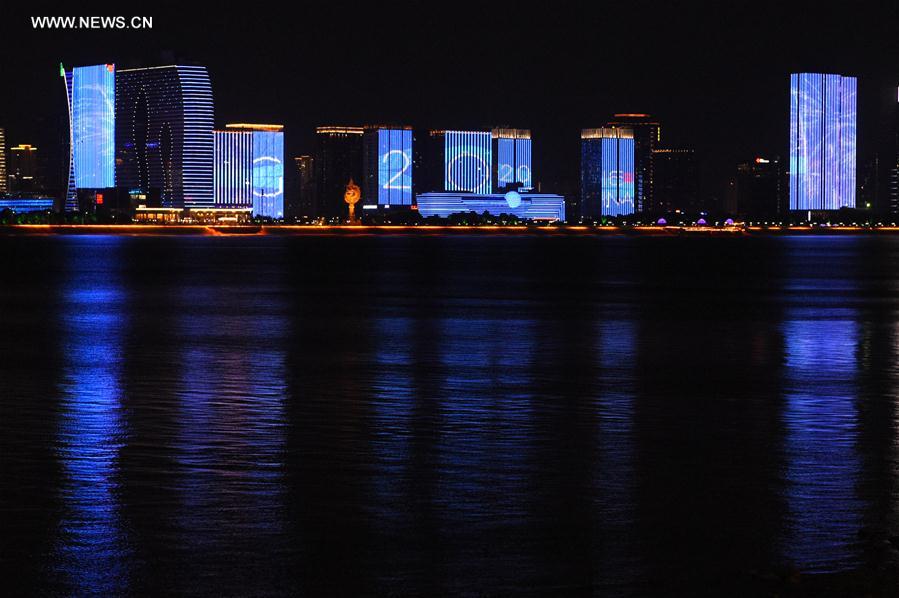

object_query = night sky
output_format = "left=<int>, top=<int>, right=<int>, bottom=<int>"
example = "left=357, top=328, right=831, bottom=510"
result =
left=2, top=1, right=897, bottom=199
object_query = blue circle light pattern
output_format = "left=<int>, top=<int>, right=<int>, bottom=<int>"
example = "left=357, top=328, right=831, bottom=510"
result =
left=444, top=132, right=492, bottom=194
left=504, top=190, right=522, bottom=209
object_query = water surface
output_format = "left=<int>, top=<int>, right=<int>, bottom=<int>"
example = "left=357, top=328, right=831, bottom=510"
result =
left=2, top=234, right=898, bottom=595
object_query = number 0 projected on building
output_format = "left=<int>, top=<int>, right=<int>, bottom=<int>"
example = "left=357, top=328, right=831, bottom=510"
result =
left=445, top=131, right=492, bottom=194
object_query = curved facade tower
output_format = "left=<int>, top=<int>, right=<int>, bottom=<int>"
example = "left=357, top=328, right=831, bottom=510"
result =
left=115, top=65, right=214, bottom=208
left=62, top=63, right=116, bottom=211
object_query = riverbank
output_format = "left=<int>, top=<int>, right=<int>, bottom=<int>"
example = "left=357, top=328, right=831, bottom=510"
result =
left=3, top=224, right=899, bottom=236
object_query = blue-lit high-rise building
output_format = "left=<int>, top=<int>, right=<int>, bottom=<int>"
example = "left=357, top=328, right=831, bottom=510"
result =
left=427, top=130, right=492, bottom=194
left=492, top=128, right=532, bottom=192
left=115, top=65, right=214, bottom=208
left=581, top=127, right=636, bottom=219
left=0, top=127, right=7, bottom=194
left=362, top=126, right=414, bottom=207
left=789, top=72, right=857, bottom=211
left=214, top=124, right=284, bottom=218
left=62, top=63, right=116, bottom=210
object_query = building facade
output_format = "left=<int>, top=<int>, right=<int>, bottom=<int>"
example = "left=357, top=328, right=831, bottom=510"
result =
left=213, top=124, right=284, bottom=218
left=492, top=128, right=532, bottom=192
left=116, top=65, right=215, bottom=208
left=735, top=157, right=782, bottom=221
left=8, top=144, right=39, bottom=193
left=362, top=126, right=414, bottom=207
left=652, top=148, right=700, bottom=215
left=423, top=130, right=493, bottom=195
left=63, top=63, right=116, bottom=210
left=882, top=85, right=899, bottom=217
left=605, top=114, right=660, bottom=213
left=789, top=72, right=857, bottom=211
left=0, top=128, right=6, bottom=194
left=292, top=155, right=315, bottom=219
left=416, top=191, right=565, bottom=221
left=314, top=126, right=363, bottom=219
left=581, top=127, right=635, bottom=218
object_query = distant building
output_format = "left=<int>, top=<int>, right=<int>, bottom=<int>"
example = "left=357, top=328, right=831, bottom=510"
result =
left=892, top=90, right=899, bottom=216
left=605, top=114, right=660, bottom=212
left=116, top=65, right=215, bottom=209
left=416, top=191, right=565, bottom=221
left=292, top=155, right=315, bottom=218
left=8, top=144, right=39, bottom=193
left=362, top=126, right=414, bottom=207
left=0, top=197, right=55, bottom=213
left=214, top=124, right=284, bottom=218
left=62, top=63, right=116, bottom=211
left=492, top=128, right=532, bottom=192
left=314, top=126, right=363, bottom=218
left=789, top=72, right=857, bottom=211
left=580, top=127, right=635, bottom=218
left=0, top=128, right=7, bottom=194
left=652, top=148, right=700, bottom=214
left=735, top=157, right=783, bottom=221
left=880, top=85, right=899, bottom=217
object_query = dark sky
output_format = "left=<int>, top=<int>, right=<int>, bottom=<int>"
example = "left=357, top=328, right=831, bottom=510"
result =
left=1, top=1, right=897, bottom=198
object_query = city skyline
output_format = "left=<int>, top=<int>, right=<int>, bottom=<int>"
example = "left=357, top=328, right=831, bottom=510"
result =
left=2, top=3, right=896, bottom=208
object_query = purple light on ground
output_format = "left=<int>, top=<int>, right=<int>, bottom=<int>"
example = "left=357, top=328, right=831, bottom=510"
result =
left=697, top=218, right=707, bottom=225
left=725, top=218, right=734, bottom=225
left=657, top=218, right=667, bottom=225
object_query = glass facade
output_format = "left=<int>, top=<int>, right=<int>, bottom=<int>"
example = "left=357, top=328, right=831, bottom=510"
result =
left=377, top=128, right=413, bottom=205
left=0, top=128, right=6, bottom=195
left=363, top=127, right=413, bottom=206
left=581, top=128, right=635, bottom=218
left=251, top=131, right=284, bottom=218
left=789, top=73, right=857, bottom=211
left=416, top=192, right=565, bottom=221
left=0, top=197, right=55, bottom=212
left=115, top=65, right=214, bottom=208
left=213, top=131, right=253, bottom=208
left=444, top=131, right=492, bottom=194
left=493, top=129, right=532, bottom=191
left=214, top=127, right=284, bottom=218
left=72, top=65, right=115, bottom=190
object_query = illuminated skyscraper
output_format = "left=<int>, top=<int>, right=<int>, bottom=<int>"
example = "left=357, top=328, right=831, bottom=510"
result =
left=605, top=114, right=660, bottom=212
left=314, top=126, right=363, bottom=218
left=789, top=72, right=857, bottom=211
left=362, top=126, right=414, bottom=207
left=425, top=130, right=492, bottom=194
left=0, top=128, right=7, bottom=194
left=492, top=128, right=532, bottom=192
left=115, top=65, right=214, bottom=208
left=62, top=63, right=116, bottom=210
left=213, top=124, right=284, bottom=218
left=580, top=128, right=635, bottom=218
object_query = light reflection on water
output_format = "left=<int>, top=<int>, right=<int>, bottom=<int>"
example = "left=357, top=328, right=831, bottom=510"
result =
left=782, top=316, right=862, bottom=571
left=2, top=234, right=899, bottom=595
left=55, top=239, right=131, bottom=594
